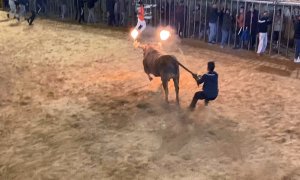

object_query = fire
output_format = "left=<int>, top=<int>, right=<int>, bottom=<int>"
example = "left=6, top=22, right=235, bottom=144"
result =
left=160, top=30, right=170, bottom=41
left=131, top=29, right=139, bottom=40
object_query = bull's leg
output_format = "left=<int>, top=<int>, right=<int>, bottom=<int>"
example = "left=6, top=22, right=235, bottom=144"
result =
left=162, top=79, right=169, bottom=103
left=173, top=77, right=180, bottom=104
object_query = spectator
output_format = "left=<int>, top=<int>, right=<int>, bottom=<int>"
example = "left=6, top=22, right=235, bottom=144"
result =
left=18, top=0, right=28, bottom=21
left=119, top=0, right=125, bottom=25
left=61, top=0, right=67, bottom=20
left=257, top=11, right=272, bottom=56
left=293, top=15, right=300, bottom=63
left=192, top=4, right=201, bottom=38
left=208, top=4, right=220, bottom=44
left=78, top=0, right=86, bottom=23
left=161, top=0, right=169, bottom=25
left=273, top=9, right=283, bottom=49
left=245, top=5, right=258, bottom=50
left=114, top=0, right=120, bottom=26
left=87, top=0, right=97, bottom=24
left=175, top=0, right=185, bottom=38
left=26, top=10, right=36, bottom=25
left=74, top=0, right=79, bottom=20
left=221, top=8, right=232, bottom=48
left=106, top=0, right=115, bottom=26
left=189, top=61, right=219, bottom=110
left=7, top=0, right=17, bottom=19
left=217, top=6, right=224, bottom=43
left=233, top=6, right=245, bottom=49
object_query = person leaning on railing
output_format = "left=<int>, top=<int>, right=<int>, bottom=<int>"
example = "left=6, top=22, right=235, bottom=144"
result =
left=220, top=8, right=232, bottom=48
left=208, top=3, right=220, bottom=44
left=245, top=5, right=259, bottom=50
left=233, top=6, right=245, bottom=49
left=293, top=14, right=300, bottom=63
left=273, top=9, right=282, bottom=49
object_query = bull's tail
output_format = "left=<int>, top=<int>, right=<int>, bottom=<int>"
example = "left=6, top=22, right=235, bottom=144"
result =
left=176, top=60, right=196, bottom=76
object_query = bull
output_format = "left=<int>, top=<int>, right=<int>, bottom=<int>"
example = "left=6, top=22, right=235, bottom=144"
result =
left=135, top=42, right=195, bottom=104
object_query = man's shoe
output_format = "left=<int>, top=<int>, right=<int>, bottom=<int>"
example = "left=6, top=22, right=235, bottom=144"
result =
left=294, top=58, right=298, bottom=63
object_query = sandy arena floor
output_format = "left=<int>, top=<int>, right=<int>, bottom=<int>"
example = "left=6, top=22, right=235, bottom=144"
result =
left=0, top=11, right=300, bottom=180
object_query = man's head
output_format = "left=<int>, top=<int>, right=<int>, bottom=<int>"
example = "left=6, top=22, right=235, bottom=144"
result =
left=276, top=9, right=281, bottom=16
left=138, top=0, right=143, bottom=6
left=263, top=11, right=268, bottom=17
left=207, top=61, right=215, bottom=72
left=239, top=6, right=244, bottom=13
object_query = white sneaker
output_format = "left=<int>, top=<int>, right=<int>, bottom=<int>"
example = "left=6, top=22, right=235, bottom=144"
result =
left=297, top=58, right=300, bottom=63
left=294, top=58, right=298, bottom=63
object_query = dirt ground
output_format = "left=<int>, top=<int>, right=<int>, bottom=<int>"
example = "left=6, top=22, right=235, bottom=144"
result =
left=1, top=11, right=300, bottom=180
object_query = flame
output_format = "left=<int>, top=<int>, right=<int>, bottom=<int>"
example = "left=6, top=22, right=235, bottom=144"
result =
left=131, top=29, right=139, bottom=40
left=160, top=30, right=170, bottom=41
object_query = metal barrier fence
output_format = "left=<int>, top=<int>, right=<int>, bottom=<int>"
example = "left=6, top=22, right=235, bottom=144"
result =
left=2, top=0, right=300, bottom=58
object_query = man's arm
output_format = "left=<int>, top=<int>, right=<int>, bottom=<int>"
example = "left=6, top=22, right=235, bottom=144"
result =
left=193, top=74, right=205, bottom=85
left=197, top=74, right=205, bottom=85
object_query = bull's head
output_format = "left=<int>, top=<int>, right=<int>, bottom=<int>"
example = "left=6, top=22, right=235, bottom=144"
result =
left=134, top=41, right=149, bottom=57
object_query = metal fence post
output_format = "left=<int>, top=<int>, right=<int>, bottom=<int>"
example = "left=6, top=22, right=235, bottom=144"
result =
left=269, top=3, right=276, bottom=55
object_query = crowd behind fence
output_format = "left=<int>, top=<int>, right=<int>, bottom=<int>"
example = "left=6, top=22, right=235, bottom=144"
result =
left=1, top=0, right=300, bottom=60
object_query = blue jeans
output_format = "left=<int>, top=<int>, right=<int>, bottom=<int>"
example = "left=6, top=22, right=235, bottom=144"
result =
left=208, top=22, right=217, bottom=43
left=221, top=29, right=229, bottom=46
left=295, top=39, right=300, bottom=59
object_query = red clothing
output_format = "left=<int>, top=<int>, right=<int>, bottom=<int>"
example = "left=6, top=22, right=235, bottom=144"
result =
left=138, top=6, right=144, bottom=21
left=237, top=14, right=244, bottom=28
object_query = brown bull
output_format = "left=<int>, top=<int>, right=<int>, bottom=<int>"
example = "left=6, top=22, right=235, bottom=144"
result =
left=139, top=43, right=180, bottom=104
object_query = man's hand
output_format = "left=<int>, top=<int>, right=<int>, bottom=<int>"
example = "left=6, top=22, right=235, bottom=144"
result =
left=192, top=73, right=199, bottom=81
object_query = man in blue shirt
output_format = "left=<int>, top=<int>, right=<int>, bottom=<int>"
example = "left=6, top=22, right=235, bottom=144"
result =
left=190, top=61, right=219, bottom=109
